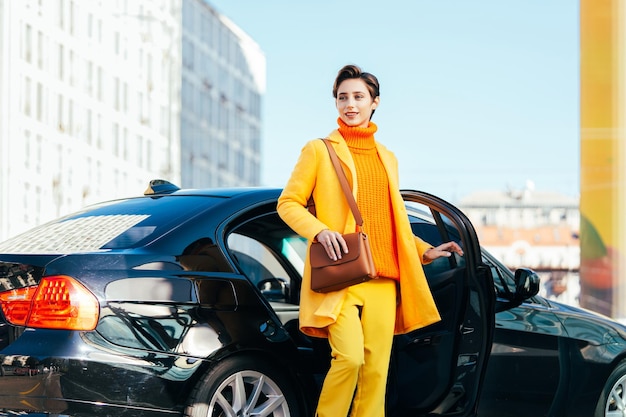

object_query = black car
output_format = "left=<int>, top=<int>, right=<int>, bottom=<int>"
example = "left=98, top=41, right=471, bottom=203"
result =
left=0, top=180, right=623, bottom=417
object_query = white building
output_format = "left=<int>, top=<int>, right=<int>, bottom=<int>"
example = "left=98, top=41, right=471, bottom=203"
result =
left=0, top=0, right=265, bottom=241
left=458, top=183, right=580, bottom=305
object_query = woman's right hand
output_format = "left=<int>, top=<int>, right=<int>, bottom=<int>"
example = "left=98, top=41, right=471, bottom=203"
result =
left=315, top=229, right=349, bottom=261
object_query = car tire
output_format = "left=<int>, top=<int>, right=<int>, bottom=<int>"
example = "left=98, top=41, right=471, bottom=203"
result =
left=184, top=355, right=301, bottom=417
left=595, top=359, right=626, bottom=417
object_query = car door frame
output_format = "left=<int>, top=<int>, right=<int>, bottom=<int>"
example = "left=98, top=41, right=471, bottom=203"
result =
left=396, top=190, right=496, bottom=416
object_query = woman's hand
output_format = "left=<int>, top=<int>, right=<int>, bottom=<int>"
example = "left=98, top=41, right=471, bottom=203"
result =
left=423, top=241, right=464, bottom=262
left=315, top=229, right=348, bottom=261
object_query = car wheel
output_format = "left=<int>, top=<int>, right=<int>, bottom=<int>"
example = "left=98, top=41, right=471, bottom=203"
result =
left=595, top=359, right=626, bottom=417
left=185, top=355, right=301, bottom=417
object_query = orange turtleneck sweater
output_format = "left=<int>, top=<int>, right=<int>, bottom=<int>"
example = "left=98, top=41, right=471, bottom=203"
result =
left=337, top=118, right=400, bottom=280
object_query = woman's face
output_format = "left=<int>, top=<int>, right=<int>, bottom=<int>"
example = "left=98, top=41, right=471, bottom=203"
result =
left=335, top=78, right=379, bottom=128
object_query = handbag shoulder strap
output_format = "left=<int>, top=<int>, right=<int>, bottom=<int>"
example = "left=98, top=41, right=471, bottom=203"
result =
left=321, top=138, right=364, bottom=228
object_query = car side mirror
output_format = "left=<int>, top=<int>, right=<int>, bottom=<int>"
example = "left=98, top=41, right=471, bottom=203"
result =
left=514, top=268, right=541, bottom=301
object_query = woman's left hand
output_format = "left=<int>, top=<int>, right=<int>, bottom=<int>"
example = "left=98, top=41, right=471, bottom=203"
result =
left=423, top=241, right=464, bottom=262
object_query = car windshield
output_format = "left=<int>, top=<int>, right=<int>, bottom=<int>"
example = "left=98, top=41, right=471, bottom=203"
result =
left=0, top=196, right=221, bottom=254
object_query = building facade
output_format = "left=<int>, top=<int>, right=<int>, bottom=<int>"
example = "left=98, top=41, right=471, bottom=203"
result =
left=0, top=0, right=264, bottom=241
left=180, top=1, right=264, bottom=188
left=458, top=183, right=580, bottom=305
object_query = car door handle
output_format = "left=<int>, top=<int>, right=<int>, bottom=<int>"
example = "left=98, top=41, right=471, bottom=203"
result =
left=458, top=353, right=478, bottom=366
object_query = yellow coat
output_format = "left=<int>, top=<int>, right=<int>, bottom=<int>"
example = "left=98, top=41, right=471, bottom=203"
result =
left=277, top=130, right=441, bottom=338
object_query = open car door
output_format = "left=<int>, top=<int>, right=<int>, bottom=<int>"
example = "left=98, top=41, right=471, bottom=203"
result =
left=385, top=190, right=495, bottom=416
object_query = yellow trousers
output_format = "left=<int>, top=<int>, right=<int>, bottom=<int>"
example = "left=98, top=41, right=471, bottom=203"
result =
left=316, top=278, right=397, bottom=417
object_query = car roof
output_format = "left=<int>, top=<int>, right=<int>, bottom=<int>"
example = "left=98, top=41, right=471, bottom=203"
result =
left=164, top=187, right=282, bottom=198
left=140, top=179, right=282, bottom=199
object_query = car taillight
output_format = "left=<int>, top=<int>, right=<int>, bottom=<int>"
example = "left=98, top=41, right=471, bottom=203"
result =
left=0, top=286, right=38, bottom=326
left=0, top=275, right=99, bottom=331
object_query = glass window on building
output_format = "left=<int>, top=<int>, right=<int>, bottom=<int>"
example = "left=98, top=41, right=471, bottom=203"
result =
left=182, top=38, right=193, bottom=69
left=114, top=77, right=120, bottom=110
left=23, top=24, right=32, bottom=63
left=96, top=67, right=103, bottom=101
left=122, top=81, right=128, bottom=112
left=57, top=43, right=64, bottom=79
left=57, top=94, right=64, bottom=131
left=251, top=126, right=260, bottom=153
left=37, top=30, right=43, bottom=69
left=112, top=123, right=120, bottom=157
left=218, top=139, right=228, bottom=170
left=201, top=8, right=211, bottom=45
left=35, top=82, right=43, bottom=122
left=23, top=76, right=32, bottom=116
left=236, top=150, right=245, bottom=181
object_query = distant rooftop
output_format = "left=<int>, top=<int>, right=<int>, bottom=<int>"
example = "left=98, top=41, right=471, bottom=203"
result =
left=458, top=187, right=579, bottom=208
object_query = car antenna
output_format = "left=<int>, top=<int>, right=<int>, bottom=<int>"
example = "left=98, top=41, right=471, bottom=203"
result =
left=144, top=179, right=180, bottom=195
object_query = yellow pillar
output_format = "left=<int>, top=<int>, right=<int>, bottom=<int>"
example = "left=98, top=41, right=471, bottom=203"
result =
left=580, top=0, right=626, bottom=318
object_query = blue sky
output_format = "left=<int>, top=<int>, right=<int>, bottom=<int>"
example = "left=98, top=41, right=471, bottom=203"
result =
left=209, top=0, right=579, bottom=203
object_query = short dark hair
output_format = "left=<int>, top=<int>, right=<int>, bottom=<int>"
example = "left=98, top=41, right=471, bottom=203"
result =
left=333, top=64, right=380, bottom=118
left=332, top=64, right=380, bottom=100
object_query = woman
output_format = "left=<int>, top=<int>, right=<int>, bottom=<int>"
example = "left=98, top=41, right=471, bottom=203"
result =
left=277, top=64, right=463, bottom=417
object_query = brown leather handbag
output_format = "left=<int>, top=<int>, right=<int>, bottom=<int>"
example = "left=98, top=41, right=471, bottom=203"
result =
left=309, top=139, right=377, bottom=293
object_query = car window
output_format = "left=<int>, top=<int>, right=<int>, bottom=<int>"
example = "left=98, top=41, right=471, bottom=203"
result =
left=405, top=202, right=466, bottom=277
left=280, top=236, right=307, bottom=277
left=226, top=212, right=303, bottom=306
left=482, top=252, right=516, bottom=297
left=405, top=200, right=527, bottom=302
left=228, top=234, right=290, bottom=290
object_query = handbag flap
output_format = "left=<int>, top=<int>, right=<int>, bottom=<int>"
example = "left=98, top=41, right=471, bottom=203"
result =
left=310, top=232, right=364, bottom=268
